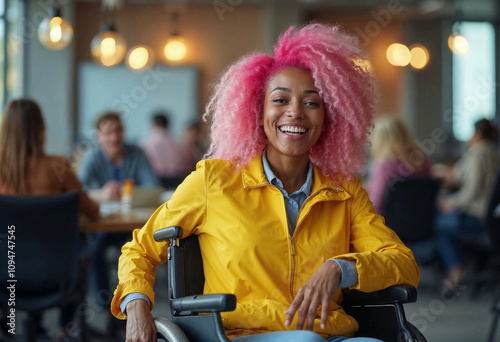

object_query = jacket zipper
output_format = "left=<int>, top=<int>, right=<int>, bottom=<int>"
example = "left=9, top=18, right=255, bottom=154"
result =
left=290, top=186, right=344, bottom=297
left=246, top=184, right=342, bottom=299
left=251, top=183, right=296, bottom=297
left=289, top=235, right=296, bottom=298
left=296, top=186, right=344, bottom=229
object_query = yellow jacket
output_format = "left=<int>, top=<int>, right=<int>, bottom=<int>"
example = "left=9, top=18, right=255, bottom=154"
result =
left=111, top=152, right=419, bottom=338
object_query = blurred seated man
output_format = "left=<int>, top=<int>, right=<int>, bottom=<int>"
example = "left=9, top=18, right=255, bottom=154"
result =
left=78, top=111, right=158, bottom=320
left=434, top=118, right=500, bottom=292
left=79, top=111, right=158, bottom=201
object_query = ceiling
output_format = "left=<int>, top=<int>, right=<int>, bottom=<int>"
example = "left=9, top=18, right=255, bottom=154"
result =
left=78, top=0, right=499, bottom=21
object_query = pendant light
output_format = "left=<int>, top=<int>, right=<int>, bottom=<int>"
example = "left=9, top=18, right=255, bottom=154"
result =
left=38, top=6, right=73, bottom=50
left=386, top=43, right=411, bottom=67
left=409, top=45, right=429, bottom=69
left=448, top=28, right=469, bottom=55
left=91, top=23, right=127, bottom=67
left=164, top=12, right=187, bottom=62
left=126, top=45, right=155, bottom=71
left=448, top=6, right=469, bottom=55
left=91, top=0, right=127, bottom=67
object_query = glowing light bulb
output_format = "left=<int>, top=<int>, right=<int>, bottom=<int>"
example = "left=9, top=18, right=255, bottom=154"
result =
left=91, top=25, right=127, bottom=67
left=38, top=7, right=73, bottom=50
left=164, top=37, right=186, bottom=61
left=448, top=34, right=469, bottom=55
left=101, top=37, right=117, bottom=56
left=49, top=17, right=62, bottom=43
left=410, top=45, right=429, bottom=69
left=126, top=45, right=155, bottom=71
left=386, top=43, right=411, bottom=67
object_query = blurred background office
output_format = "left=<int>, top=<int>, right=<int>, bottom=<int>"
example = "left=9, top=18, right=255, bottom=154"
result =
left=1, top=0, right=497, bottom=161
left=0, top=0, right=499, bottom=341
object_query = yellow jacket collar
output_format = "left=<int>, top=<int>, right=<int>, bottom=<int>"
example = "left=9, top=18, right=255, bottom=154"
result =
left=241, top=151, right=351, bottom=202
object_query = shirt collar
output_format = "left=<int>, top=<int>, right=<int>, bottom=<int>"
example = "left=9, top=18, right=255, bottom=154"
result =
left=262, top=149, right=313, bottom=197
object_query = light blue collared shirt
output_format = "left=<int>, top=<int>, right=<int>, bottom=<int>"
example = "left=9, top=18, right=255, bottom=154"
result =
left=262, top=151, right=313, bottom=235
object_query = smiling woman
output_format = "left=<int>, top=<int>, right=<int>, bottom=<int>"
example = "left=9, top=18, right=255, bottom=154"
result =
left=111, top=23, right=419, bottom=342
left=260, top=67, right=325, bottom=193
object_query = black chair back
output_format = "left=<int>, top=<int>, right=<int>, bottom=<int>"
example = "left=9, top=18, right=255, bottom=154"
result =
left=180, top=235, right=205, bottom=296
left=381, top=177, right=441, bottom=243
left=0, top=191, right=80, bottom=311
left=485, top=170, right=500, bottom=248
left=161, top=175, right=188, bottom=190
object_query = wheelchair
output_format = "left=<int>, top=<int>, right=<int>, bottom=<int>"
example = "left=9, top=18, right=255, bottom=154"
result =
left=152, top=226, right=427, bottom=342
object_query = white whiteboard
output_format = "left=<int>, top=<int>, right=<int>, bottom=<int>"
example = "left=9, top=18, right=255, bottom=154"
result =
left=77, top=62, right=199, bottom=144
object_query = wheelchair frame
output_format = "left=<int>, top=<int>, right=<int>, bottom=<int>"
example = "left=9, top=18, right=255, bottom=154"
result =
left=152, top=226, right=426, bottom=342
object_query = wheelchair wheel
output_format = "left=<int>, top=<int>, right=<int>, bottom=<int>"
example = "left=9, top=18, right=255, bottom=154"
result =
left=408, top=322, right=427, bottom=342
left=154, top=317, right=190, bottom=342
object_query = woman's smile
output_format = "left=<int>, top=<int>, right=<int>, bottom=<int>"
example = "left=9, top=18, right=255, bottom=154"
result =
left=261, top=67, right=325, bottom=162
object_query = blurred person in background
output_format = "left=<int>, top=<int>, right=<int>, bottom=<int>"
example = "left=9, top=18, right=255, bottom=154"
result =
left=434, top=118, right=500, bottom=292
left=176, top=121, right=205, bottom=174
left=140, top=112, right=188, bottom=178
left=0, top=98, right=99, bottom=338
left=367, top=116, right=433, bottom=213
left=79, top=111, right=158, bottom=201
left=77, top=111, right=158, bottom=326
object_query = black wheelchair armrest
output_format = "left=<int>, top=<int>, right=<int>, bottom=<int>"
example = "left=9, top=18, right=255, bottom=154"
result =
left=154, top=226, right=184, bottom=241
left=171, top=294, right=237, bottom=313
left=342, top=285, right=417, bottom=306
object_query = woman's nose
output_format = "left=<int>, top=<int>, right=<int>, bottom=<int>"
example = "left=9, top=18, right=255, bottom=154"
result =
left=286, top=101, right=304, bottom=119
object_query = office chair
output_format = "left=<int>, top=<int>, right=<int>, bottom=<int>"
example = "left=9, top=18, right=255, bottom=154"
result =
left=459, top=170, right=500, bottom=296
left=0, top=192, right=87, bottom=342
left=160, top=175, right=189, bottom=190
left=381, top=177, right=441, bottom=265
left=152, top=226, right=426, bottom=342
left=463, top=170, right=500, bottom=342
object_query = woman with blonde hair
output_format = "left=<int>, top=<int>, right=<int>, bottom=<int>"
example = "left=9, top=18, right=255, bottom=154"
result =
left=368, top=116, right=432, bottom=213
left=0, top=98, right=99, bottom=337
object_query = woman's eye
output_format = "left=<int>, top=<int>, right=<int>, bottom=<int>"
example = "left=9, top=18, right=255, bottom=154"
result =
left=273, top=98, right=287, bottom=104
left=305, top=101, right=319, bottom=107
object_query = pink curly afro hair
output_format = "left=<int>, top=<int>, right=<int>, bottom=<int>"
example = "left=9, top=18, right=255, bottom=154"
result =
left=203, top=23, right=375, bottom=180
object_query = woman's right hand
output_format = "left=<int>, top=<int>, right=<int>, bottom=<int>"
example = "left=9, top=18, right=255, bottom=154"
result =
left=125, top=299, right=157, bottom=342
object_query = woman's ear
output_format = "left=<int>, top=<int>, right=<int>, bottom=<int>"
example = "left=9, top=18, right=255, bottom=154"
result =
left=258, top=116, right=263, bottom=126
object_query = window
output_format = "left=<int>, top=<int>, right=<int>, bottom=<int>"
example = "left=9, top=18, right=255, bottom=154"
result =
left=5, top=0, right=21, bottom=104
left=452, top=21, right=496, bottom=141
left=0, top=0, right=21, bottom=121
left=0, top=0, right=5, bottom=109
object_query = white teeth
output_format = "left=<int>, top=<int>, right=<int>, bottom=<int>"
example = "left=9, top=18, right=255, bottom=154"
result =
left=279, top=126, right=307, bottom=134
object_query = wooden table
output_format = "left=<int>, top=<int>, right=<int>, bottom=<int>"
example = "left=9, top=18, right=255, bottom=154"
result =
left=80, top=207, right=156, bottom=232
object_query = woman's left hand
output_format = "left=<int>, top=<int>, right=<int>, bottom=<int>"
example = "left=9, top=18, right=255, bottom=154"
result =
left=284, top=260, right=341, bottom=331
